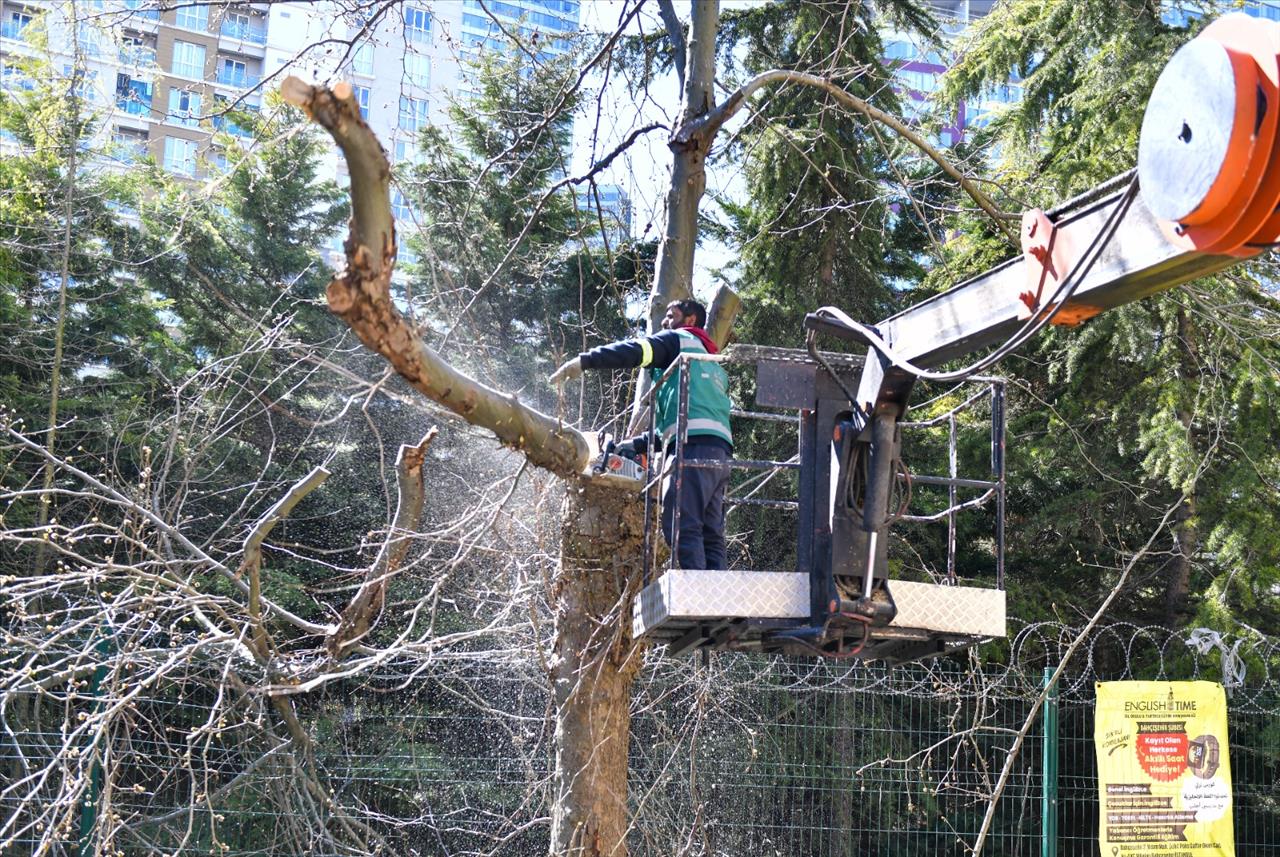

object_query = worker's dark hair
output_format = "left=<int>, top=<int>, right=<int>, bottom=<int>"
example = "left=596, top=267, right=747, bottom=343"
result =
left=668, top=299, right=707, bottom=329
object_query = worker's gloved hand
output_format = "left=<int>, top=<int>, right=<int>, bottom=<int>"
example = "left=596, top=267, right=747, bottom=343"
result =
left=549, top=356, right=583, bottom=386
left=616, top=435, right=650, bottom=459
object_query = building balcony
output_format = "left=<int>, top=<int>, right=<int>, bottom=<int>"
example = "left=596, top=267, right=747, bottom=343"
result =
left=215, top=67, right=260, bottom=88
left=219, top=19, right=267, bottom=44
left=112, top=138, right=150, bottom=164
left=116, top=96, right=152, bottom=117
left=122, top=1, right=161, bottom=21
left=119, top=47, right=157, bottom=67
left=212, top=114, right=252, bottom=138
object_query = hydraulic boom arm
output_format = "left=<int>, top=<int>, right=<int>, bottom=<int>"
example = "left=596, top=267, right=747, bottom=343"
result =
left=803, top=12, right=1280, bottom=641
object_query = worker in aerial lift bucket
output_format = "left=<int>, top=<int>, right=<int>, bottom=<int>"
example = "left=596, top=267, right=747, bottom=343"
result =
left=550, top=299, right=734, bottom=570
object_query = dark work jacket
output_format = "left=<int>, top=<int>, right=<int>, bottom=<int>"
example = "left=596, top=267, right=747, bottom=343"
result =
left=579, top=327, right=732, bottom=453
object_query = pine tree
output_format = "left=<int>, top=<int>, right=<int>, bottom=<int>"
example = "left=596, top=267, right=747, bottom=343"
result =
left=939, top=0, right=1280, bottom=630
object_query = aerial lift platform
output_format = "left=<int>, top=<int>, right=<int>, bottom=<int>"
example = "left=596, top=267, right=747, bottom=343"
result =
left=615, top=13, right=1280, bottom=662
left=626, top=346, right=1009, bottom=663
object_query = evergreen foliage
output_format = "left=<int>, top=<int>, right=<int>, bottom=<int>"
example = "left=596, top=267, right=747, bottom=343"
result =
left=401, top=49, right=641, bottom=376
left=0, top=50, right=178, bottom=533
left=937, top=0, right=1280, bottom=631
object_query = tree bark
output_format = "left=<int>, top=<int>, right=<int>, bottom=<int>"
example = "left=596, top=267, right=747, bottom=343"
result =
left=1164, top=307, right=1201, bottom=627
left=1164, top=494, right=1197, bottom=627
left=286, top=75, right=648, bottom=857
left=705, top=284, right=742, bottom=348
left=34, top=39, right=83, bottom=575
left=645, top=1, right=721, bottom=332
left=550, top=480, right=645, bottom=856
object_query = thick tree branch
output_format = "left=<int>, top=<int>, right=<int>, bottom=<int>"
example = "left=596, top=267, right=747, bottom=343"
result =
left=328, top=428, right=436, bottom=659
left=694, top=69, right=1018, bottom=244
left=682, top=0, right=719, bottom=123
left=280, top=77, right=591, bottom=479
left=657, top=0, right=687, bottom=91
left=239, top=466, right=330, bottom=656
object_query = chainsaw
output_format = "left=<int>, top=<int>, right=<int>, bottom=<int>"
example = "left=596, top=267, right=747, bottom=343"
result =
left=593, top=433, right=648, bottom=483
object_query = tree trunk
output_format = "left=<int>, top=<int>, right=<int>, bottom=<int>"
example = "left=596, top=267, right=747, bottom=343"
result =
left=550, top=480, right=645, bottom=856
left=1164, top=307, right=1200, bottom=627
left=34, top=44, right=82, bottom=575
left=645, top=1, right=720, bottom=331
left=1164, top=494, right=1196, bottom=627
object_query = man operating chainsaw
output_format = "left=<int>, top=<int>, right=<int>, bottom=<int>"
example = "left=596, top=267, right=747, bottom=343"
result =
left=550, top=299, right=733, bottom=570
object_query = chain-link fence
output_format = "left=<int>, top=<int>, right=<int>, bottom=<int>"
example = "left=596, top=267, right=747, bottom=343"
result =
left=3, top=623, right=1278, bottom=855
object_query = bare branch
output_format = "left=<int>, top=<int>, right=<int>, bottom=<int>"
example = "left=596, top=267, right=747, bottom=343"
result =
left=240, top=466, right=330, bottom=655
left=657, top=0, right=687, bottom=91
left=695, top=69, right=1019, bottom=244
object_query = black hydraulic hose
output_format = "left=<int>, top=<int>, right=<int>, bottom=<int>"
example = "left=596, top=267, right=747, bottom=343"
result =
left=810, top=175, right=1141, bottom=384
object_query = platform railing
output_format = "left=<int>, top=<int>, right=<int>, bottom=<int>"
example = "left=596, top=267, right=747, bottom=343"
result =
left=634, top=350, right=1006, bottom=591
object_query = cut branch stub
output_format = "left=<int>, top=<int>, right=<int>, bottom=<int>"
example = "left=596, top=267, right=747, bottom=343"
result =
left=705, top=284, right=742, bottom=350
left=282, top=77, right=591, bottom=479
left=282, top=76, right=394, bottom=276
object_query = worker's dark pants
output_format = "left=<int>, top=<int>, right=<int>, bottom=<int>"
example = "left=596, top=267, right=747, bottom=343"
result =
left=661, top=439, right=731, bottom=570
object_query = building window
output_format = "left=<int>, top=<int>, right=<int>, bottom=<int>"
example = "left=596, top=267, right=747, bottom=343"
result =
left=217, top=57, right=252, bottom=87
left=171, top=40, right=206, bottom=78
left=115, top=73, right=153, bottom=114
left=63, top=65, right=99, bottom=102
left=220, top=10, right=266, bottom=43
left=168, top=87, right=201, bottom=127
left=404, top=6, right=430, bottom=43
left=394, top=139, right=417, bottom=163
left=175, top=4, right=209, bottom=31
left=163, top=136, right=198, bottom=176
left=354, top=85, right=370, bottom=119
left=224, top=10, right=249, bottom=32
left=122, top=0, right=161, bottom=20
left=391, top=188, right=414, bottom=221
left=1, top=60, right=34, bottom=92
left=207, top=148, right=230, bottom=173
left=112, top=127, right=149, bottom=163
left=398, top=96, right=428, bottom=131
left=119, top=35, right=156, bottom=67
left=6, top=10, right=33, bottom=34
left=404, top=53, right=430, bottom=88
left=352, top=41, right=373, bottom=75
left=896, top=68, right=938, bottom=95
left=77, top=23, right=102, bottom=56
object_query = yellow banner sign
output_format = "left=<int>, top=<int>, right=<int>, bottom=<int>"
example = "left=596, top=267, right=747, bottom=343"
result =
left=1095, top=681, right=1233, bottom=857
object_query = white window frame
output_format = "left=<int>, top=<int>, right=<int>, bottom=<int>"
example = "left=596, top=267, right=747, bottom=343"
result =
left=171, top=40, right=206, bottom=79
left=398, top=95, right=428, bottom=131
left=175, top=4, right=209, bottom=31
left=404, top=52, right=430, bottom=88
left=352, top=41, right=373, bottom=76
left=163, top=136, right=198, bottom=176
left=167, top=87, right=201, bottom=127
left=354, top=84, right=370, bottom=119
left=404, top=6, right=430, bottom=43
left=219, top=56, right=248, bottom=84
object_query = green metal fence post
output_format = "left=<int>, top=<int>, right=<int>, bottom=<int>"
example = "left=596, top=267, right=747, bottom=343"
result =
left=1042, top=667, right=1059, bottom=857
left=76, top=634, right=110, bottom=857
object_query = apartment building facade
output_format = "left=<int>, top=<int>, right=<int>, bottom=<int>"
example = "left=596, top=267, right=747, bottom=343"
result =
left=1, top=1, right=581, bottom=181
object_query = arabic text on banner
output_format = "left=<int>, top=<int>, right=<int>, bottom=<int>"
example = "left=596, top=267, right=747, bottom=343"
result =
left=1095, top=681, right=1233, bottom=857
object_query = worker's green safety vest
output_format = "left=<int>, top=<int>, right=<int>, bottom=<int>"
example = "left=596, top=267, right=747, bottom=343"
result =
left=649, top=329, right=733, bottom=447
